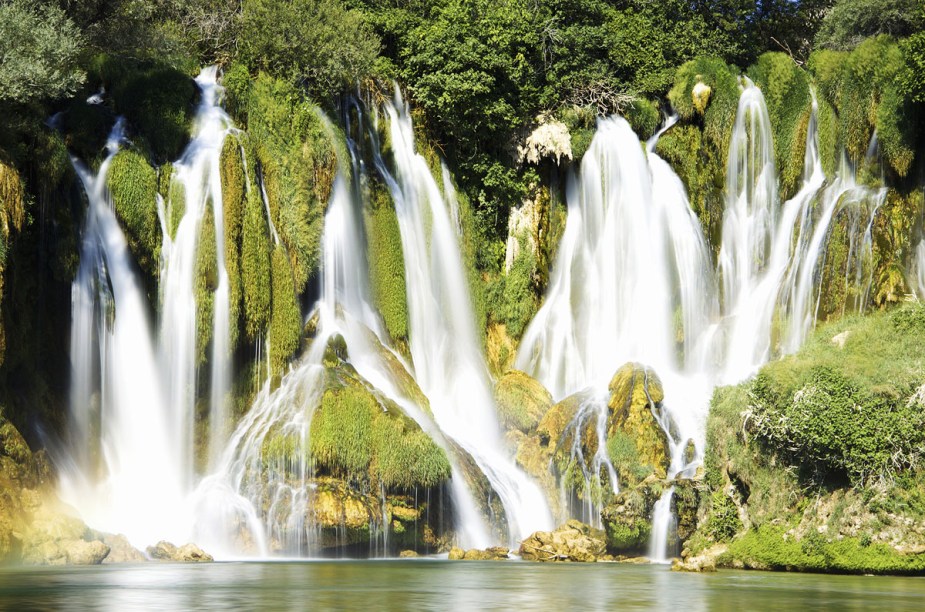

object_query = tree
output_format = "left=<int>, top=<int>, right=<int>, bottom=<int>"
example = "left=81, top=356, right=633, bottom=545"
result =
left=815, top=0, right=925, bottom=50
left=0, top=0, right=85, bottom=103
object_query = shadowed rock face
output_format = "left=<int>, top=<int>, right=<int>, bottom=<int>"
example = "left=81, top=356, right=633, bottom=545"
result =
left=519, top=520, right=606, bottom=562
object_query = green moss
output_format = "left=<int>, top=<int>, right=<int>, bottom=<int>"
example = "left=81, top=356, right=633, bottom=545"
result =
left=606, top=518, right=651, bottom=553
left=876, top=85, right=919, bottom=177
left=365, top=184, right=408, bottom=342
left=606, top=431, right=654, bottom=486
left=310, top=378, right=451, bottom=490
left=195, top=205, right=217, bottom=365
left=816, top=98, right=839, bottom=178
left=269, top=246, right=302, bottom=376
left=241, top=187, right=271, bottom=342
left=247, top=73, right=339, bottom=294
left=747, top=53, right=812, bottom=200
left=486, top=234, right=539, bottom=340
left=668, top=57, right=741, bottom=156
left=220, top=136, right=247, bottom=351
left=106, top=149, right=160, bottom=278
left=493, top=370, right=552, bottom=434
left=722, top=525, right=925, bottom=575
left=624, top=97, right=660, bottom=141
left=654, top=124, right=725, bottom=251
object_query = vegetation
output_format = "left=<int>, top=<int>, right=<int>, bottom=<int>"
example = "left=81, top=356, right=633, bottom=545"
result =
left=365, top=185, right=408, bottom=342
left=106, top=150, right=160, bottom=278
left=268, top=246, right=302, bottom=376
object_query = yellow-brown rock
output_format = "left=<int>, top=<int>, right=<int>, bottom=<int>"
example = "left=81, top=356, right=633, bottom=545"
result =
left=607, top=363, right=669, bottom=478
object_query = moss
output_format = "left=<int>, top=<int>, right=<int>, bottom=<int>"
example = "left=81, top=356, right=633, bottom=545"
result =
left=241, top=187, right=271, bottom=342
left=89, top=54, right=197, bottom=162
left=654, top=124, right=725, bottom=251
left=269, top=246, right=302, bottom=376
left=747, top=53, right=812, bottom=200
left=559, top=106, right=596, bottom=162
left=706, top=490, right=742, bottom=542
left=816, top=98, right=839, bottom=178
left=247, top=73, right=339, bottom=294
left=668, top=57, right=741, bottom=156
left=606, top=520, right=651, bottom=553
left=486, top=234, right=539, bottom=340
left=721, top=525, right=925, bottom=575
left=106, top=150, right=160, bottom=278
left=607, top=363, right=669, bottom=479
left=61, top=99, right=114, bottom=165
left=195, top=205, right=217, bottom=365
left=365, top=184, right=408, bottom=342
left=220, top=136, right=247, bottom=351
left=310, top=377, right=451, bottom=491
left=493, top=370, right=553, bottom=434
left=624, top=97, right=660, bottom=141
left=876, top=85, right=919, bottom=177
left=606, top=431, right=654, bottom=486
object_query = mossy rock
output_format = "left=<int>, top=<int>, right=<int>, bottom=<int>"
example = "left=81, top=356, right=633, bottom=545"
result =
left=106, top=150, right=160, bottom=280
left=269, top=246, right=302, bottom=377
left=601, top=477, right=665, bottom=554
left=494, top=370, right=553, bottom=434
left=365, top=182, right=408, bottom=343
left=607, top=363, right=669, bottom=479
left=194, top=205, right=217, bottom=365
left=219, top=135, right=247, bottom=352
left=241, top=187, right=271, bottom=342
left=668, top=57, right=741, bottom=156
left=536, top=391, right=585, bottom=447
left=309, top=373, right=451, bottom=491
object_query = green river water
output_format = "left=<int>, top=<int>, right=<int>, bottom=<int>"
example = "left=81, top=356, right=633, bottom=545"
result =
left=0, top=561, right=923, bottom=610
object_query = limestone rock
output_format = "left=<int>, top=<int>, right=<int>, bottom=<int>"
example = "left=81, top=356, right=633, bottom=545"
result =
left=601, top=476, right=663, bottom=554
left=692, top=81, right=712, bottom=114
left=448, top=547, right=465, bottom=560
left=519, top=520, right=606, bottom=562
left=494, top=370, right=553, bottom=433
left=64, top=539, right=111, bottom=565
left=147, top=541, right=213, bottom=562
left=399, top=550, right=419, bottom=558
left=455, top=547, right=511, bottom=560
left=608, top=363, right=670, bottom=478
left=94, top=532, right=146, bottom=564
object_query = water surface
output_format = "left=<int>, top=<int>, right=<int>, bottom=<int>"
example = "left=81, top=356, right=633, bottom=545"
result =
left=0, top=560, right=922, bottom=611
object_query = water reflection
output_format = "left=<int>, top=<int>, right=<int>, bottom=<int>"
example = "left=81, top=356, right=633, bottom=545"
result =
left=0, top=562, right=923, bottom=611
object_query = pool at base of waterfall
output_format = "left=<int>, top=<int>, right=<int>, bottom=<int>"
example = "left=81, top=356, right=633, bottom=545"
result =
left=1, top=561, right=923, bottom=610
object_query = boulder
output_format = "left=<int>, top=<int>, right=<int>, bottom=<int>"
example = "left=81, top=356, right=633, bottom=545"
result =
left=146, top=541, right=213, bottom=562
left=94, top=532, right=146, bottom=564
left=607, top=363, right=670, bottom=478
left=519, top=520, right=606, bottom=562
left=451, top=547, right=511, bottom=560
left=448, top=547, right=465, bottom=560
left=601, top=476, right=663, bottom=554
left=494, top=370, right=553, bottom=434
left=399, top=550, right=419, bottom=558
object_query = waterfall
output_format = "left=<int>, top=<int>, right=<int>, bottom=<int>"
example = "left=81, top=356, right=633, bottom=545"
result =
left=648, top=487, right=676, bottom=563
left=60, top=68, right=236, bottom=549
left=61, top=119, right=187, bottom=548
left=160, top=67, right=234, bottom=475
left=916, top=241, right=925, bottom=299
left=374, top=88, right=553, bottom=544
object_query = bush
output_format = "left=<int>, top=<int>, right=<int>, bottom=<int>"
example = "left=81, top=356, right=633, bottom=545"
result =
left=815, top=0, right=925, bottom=51
left=748, top=304, right=925, bottom=486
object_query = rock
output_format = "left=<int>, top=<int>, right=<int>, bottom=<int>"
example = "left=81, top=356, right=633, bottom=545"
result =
left=146, top=541, right=213, bottom=562
left=448, top=547, right=465, bottom=560
left=692, top=81, right=712, bottom=114
left=486, top=324, right=517, bottom=377
left=399, top=550, right=419, bottom=558
left=519, top=520, right=606, bottom=562
left=601, top=476, right=663, bottom=554
left=608, top=363, right=670, bottom=479
left=672, top=545, right=724, bottom=572
left=64, top=539, right=111, bottom=565
left=831, top=330, right=851, bottom=348
left=94, top=532, right=146, bottom=564
left=494, top=370, right=553, bottom=434
left=458, top=547, right=510, bottom=560
left=536, top=391, right=587, bottom=446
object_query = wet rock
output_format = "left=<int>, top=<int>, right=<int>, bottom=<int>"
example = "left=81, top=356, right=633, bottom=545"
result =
left=601, top=476, right=664, bottom=554
left=452, top=547, right=511, bottom=560
left=147, top=541, right=213, bottom=562
left=93, top=532, right=146, bottom=564
left=399, top=550, right=419, bottom=558
left=672, top=545, right=723, bottom=572
left=607, top=363, right=670, bottom=478
left=519, top=520, right=606, bottom=562
left=448, top=547, right=465, bottom=560
left=494, top=370, right=553, bottom=434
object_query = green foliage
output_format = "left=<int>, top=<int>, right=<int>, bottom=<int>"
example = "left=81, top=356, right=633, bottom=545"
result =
left=89, top=55, right=197, bottom=162
left=747, top=53, right=812, bottom=199
left=195, top=204, right=218, bottom=365
left=365, top=185, right=408, bottom=342
left=269, top=246, right=302, bottom=376
left=898, top=32, right=925, bottom=104
left=310, top=380, right=451, bottom=490
left=106, top=150, right=160, bottom=277
left=748, top=304, right=925, bottom=486
left=0, top=1, right=85, bottom=104
left=623, top=98, right=660, bottom=141
left=239, top=0, right=380, bottom=100
left=706, top=491, right=742, bottom=542
left=810, top=36, right=920, bottom=177
left=605, top=518, right=651, bottom=553
left=241, top=187, right=271, bottom=342
left=722, top=525, right=925, bottom=574
left=247, top=73, right=339, bottom=293
left=669, top=57, right=741, bottom=156
left=486, top=236, right=539, bottom=339
left=815, top=0, right=925, bottom=51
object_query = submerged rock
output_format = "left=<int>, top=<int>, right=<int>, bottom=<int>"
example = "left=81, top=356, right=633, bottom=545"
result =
left=519, top=520, right=606, bottom=562
left=146, top=541, right=213, bottom=562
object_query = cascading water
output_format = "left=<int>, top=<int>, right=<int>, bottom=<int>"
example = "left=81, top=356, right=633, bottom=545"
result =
left=516, top=115, right=717, bottom=535
left=61, top=120, right=187, bottom=548
left=375, top=88, right=553, bottom=544
left=915, top=241, right=925, bottom=298
left=61, top=68, right=236, bottom=549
